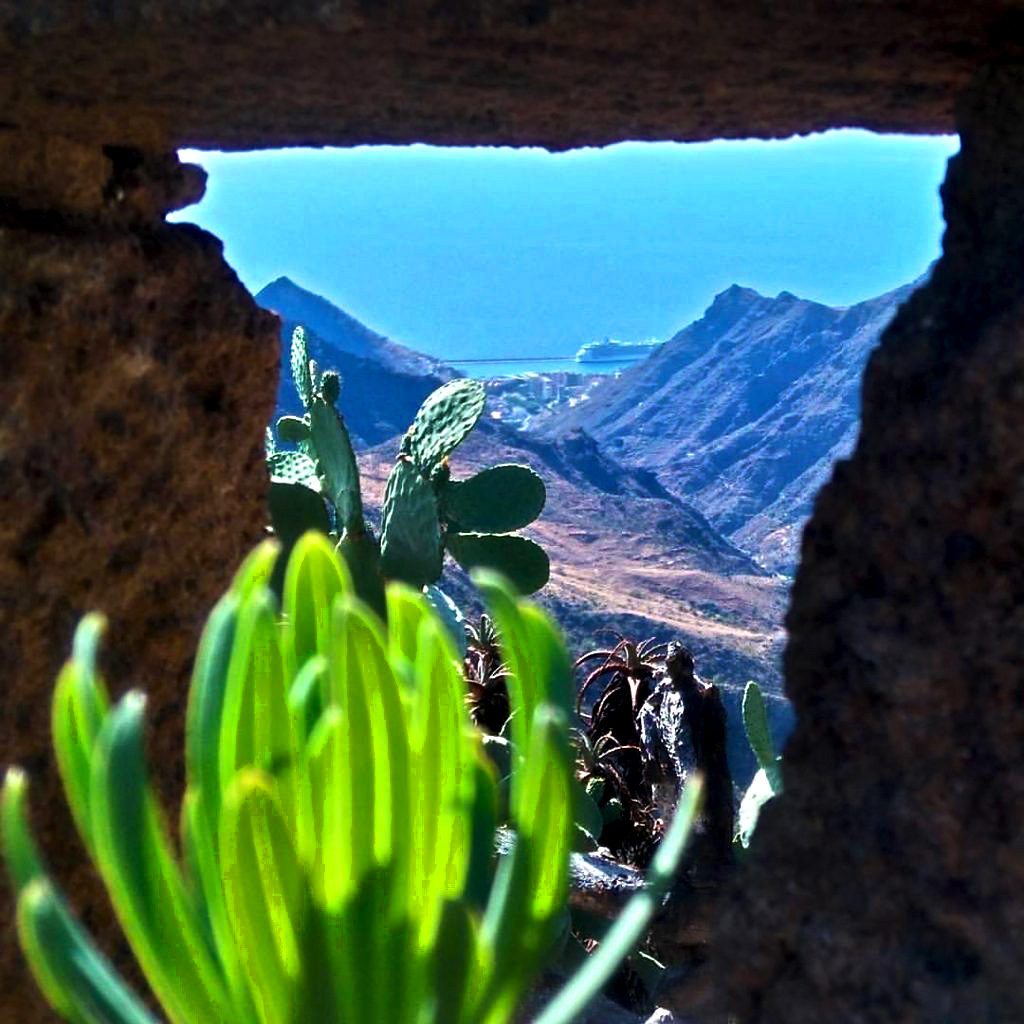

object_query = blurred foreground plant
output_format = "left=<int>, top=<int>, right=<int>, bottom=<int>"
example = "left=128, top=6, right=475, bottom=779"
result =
left=735, top=680, right=783, bottom=849
left=3, top=533, right=699, bottom=1024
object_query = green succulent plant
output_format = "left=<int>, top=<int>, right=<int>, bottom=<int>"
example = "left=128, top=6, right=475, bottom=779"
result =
left=736, top=679, right=783, bottom=849
left=3, top=533, right=701, bottom=1024
left=267, top=326, right=550, bottom=620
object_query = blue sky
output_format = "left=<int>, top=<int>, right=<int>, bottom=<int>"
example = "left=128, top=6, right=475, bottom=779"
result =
left=176, top=131, right=959, bottom=361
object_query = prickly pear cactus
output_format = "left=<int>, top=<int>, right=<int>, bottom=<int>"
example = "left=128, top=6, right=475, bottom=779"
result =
left=737, top=680, right=783, bottom=849
left=441, top=464, right=546, bottom=533
left=290, top=326, right=314, bottom=408
left=269, top=328, right=552, bottom=615
left=267, top=450, right=320, bottom=491
left=267, top=480, right=331, bottom=596
left=741, top=680, right=782, bottom=792
left=309, top=397, right=362, bottom=533
left=380, top=457, right=444, bottom=588
left=276, top=415, right=310, bottom=445
left=402, top=378, right=486, bottom=472
left=336, top=527, right=387, bottom=623
left=321, top=370, right=341, bottom=405
left=445, top=532, right=549, bottom=595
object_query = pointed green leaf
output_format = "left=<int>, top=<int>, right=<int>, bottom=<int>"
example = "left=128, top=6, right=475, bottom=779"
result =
left=89, top=693, right=233, bottom=1024
left=533, top=778, right=703, bottom=1024
left=16, top=878, right=160, bottom=1024
left=221, top=771, right=305, bottom=1024
left=282, top=532, right=352, bottom=672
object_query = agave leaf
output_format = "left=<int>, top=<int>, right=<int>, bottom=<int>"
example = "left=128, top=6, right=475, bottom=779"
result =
left=427, top=900, right=477, bottom=1024
left=16, top=878, right=160, bottom=1024
left=89, top=692, right=233, bottom=1024
left=462, top=752, right=499, bottom=913
left=2, top=769, right=45, bottom=893
left=474, top=571, right=573, bottom=811
left=533, top=777, right=703, bottom=1024
left=51, top=614, right=111, bottom=858
left=185, top=594, right=239, bottom=845
left=230, top=539, right=282, bottom=606
left=324, top=600, right=378, bottom=902
left=384, top=582, right=429, bottom=672
left=282, top=531, right=353, bottom=673
left=220, top=771, right=305, bottom=1024
left=304, top=708, right=341, bottom=906
left=476, top=707, right=572, bottom=1023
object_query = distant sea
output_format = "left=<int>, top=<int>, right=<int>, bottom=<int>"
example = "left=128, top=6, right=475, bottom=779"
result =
left=449, top=357, right=640, bottom=379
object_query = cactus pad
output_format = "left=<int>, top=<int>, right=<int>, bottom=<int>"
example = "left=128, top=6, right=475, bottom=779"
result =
left=380, top=458, right=444, bottom=587
left=267, top=450, right=320, bottom=491
left=445, top=532, right=549, bottom=594
left=309, top=397, right=363, bottom=533
left=267, top=481, right=330, bottom=596
left=741, top=681, right=782, bottom=793
left=276, top=415, right=310, bottom=444
left=336, top=528, right=387, bottom=622
left=320, top=370, right=341, bottom=405
left=442, top=464, right=546, bottom=533
left=290, top=326, right=313, bottom=409
left=403, top=379, right=486, bottom=472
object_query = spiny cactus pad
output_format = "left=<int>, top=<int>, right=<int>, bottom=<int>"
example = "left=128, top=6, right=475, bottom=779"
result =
left=741, top=681, right=782, bottom=793
left=446, top=532, right=550, bottom=595
left=321, top=371, right=341, bottom=405
left=290, top=326, right=313, bottom=409
left=267, top=450, right=320, bottom=491
left=309, top=397, right=363, bottom=532
left=442, top=464, right=546, bottom=533
left=380, top=458, right=444, bottom=587
left=267, top=481, right=330, bottom=595
left=276, top=415, right=310, bottom=444
left=403, top=379, right=486, bottom=472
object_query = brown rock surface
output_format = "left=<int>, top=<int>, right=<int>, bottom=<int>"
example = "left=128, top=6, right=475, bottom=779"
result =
left=0, top=153, right=279, bottom=1021
left=703, top=64, right=1024, bottom=1023
left=0, top=1, right=1021, bottom=151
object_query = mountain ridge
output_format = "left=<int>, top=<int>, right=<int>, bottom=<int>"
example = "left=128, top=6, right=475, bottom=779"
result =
left=255, top=275, right=456, bottom=446
left=540, top=272, right=927, bottom=571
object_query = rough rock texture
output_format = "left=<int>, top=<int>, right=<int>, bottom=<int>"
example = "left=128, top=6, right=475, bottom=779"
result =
left=702, top=64, right=1024, bottom=1024
left=0, top=150, right=280, bottom=1023
left=0, top=1, right=1022, bottom=152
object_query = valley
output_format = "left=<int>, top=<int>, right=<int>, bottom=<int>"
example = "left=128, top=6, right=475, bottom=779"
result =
left=258, top=269, right=927, bottom=776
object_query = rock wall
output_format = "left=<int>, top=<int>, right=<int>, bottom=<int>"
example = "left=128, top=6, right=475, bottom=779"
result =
left=0, top=142, right=280, bottom=1023
left=0, top=1, right=1021, bottom=151
left=704, top=64, right=1024, bottom=1023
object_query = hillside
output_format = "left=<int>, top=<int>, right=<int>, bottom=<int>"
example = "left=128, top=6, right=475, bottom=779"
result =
left=358, top=421, right=791, bottom=785
left=256, top=276, right=455, bottom=446
left=541, top=274, right=926, bottom=571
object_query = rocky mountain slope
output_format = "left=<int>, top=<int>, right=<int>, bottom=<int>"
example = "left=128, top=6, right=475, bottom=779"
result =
left=541, top=274, right=927, bottom=572
left=256, top=276, right=454, bottom=446
left=358, top=422, right=791, bottom=785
